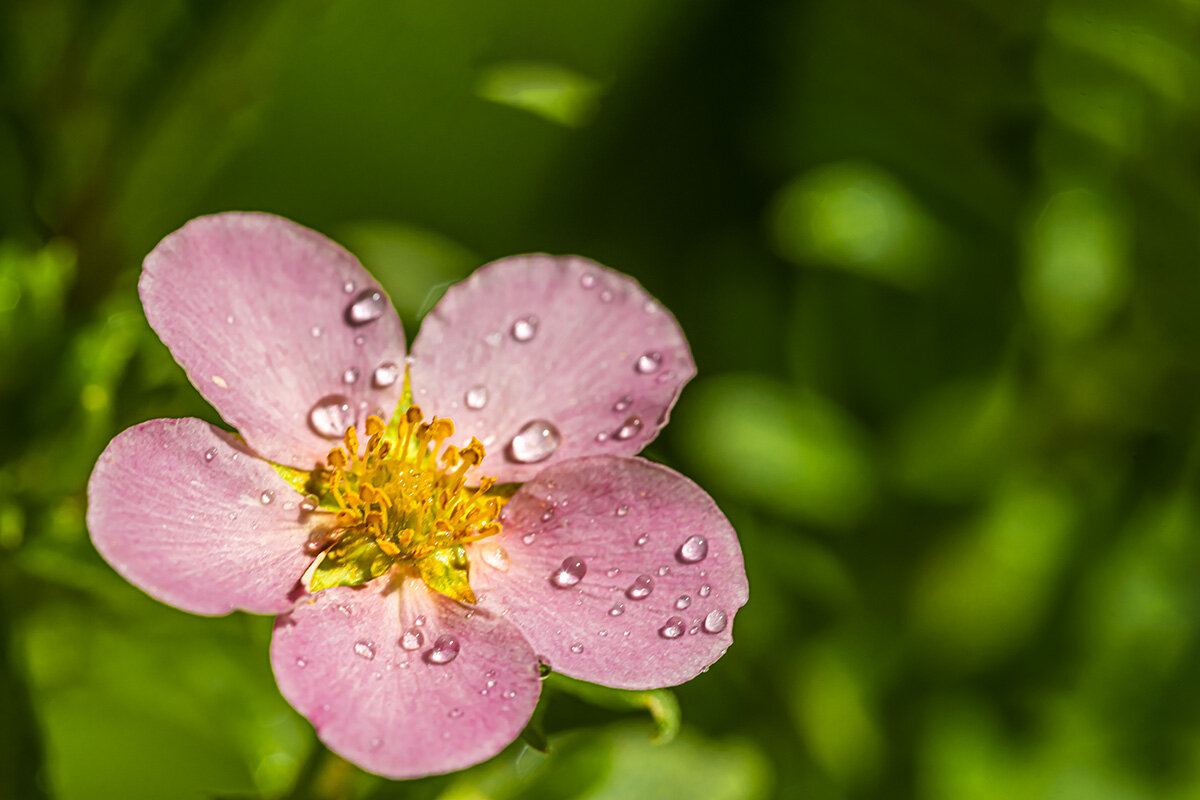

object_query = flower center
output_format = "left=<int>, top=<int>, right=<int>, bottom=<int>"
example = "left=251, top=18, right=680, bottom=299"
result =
left=306, top=406, right=500, bottom=602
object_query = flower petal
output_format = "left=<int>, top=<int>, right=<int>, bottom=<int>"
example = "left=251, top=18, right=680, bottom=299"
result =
left=140, top=212, right=407, bottom=468
left=409, top=255, right=694, bottom=482
left=86, top=418, right=315, bottom=615
left=469, top=456, right=747, bottom=689
left=271, top=578, right=541, bottom=779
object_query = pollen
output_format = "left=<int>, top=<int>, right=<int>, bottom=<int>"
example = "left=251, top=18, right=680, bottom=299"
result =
left=310, top=405, right=502, bottom=600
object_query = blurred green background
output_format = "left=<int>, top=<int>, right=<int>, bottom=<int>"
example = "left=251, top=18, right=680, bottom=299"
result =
left=4, top=0, right=1200, bottom=798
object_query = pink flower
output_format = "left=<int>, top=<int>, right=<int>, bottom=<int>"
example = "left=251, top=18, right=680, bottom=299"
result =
left=87, top=212, right=748, bottom=779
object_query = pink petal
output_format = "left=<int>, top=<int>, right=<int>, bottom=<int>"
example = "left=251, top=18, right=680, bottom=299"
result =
left=271, top=578, right=540, bottom=779
left=469, top=456, right=747, bottom=689
left=140, top=212, right=407, bottom=468
left=86, top=418, right=315, bottom=615
left=409, top=255, right=695, bottom=483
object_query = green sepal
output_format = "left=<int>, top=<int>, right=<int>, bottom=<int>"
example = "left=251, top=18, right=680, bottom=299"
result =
left=309, top=537, right=393, bottom=592
left=413, top=546, right=475, bottom=604
left=266, top=462, right=341, bottom=512
left=542, top=673, right=681, bottom=743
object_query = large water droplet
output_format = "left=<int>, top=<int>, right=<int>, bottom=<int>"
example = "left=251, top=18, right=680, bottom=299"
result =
left=626, top=574, right=654, bottom=600
left=677, top=535, right=708, bottom=563
left=427, top=634, right=460, bottom=665
left=659, top=617, right=686, bottom=639
left=510, top=316, right=538, bottom=342
left=400, top=628, right=424, bottom=651
left=373, top=362, right=400, bottom=388
left=458, top=384, right=488, bottom=411
left=636, top=351, right=663, bottom=374
left=346, top=289, right=386, bottom=325
left=615, top=417, right=643, bottom=440
left=260, top=490, right=275, bottom=505
left=354, top=641, right=377, bottom=660
left=703, top=609, right=728, bottom=633
left=613, top=395, right=632, bottom=412
left=550, top=556, right=587, bottom=588
left=309, top=395, right=353, bottom=438
left=203, top=447, right=217, bottom=462
left=479, top=542, right=510, bottom=572
left=508, top=419, right=561, bottom=463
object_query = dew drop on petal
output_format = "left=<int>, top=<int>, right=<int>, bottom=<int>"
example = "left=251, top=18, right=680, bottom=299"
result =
left=414, top=615, right=426, bottom=626
left=427, top=634, right=460, bottom=665
left=295, top=657, right=307, bottom=668
left=550, top=556, right=587, bottom=588
left=600, top=290, right=614, bottom=303
left=373, top=362, right=400, bottom=388
left=400, top=628, right=424, bottom=651
left=309, top=395, right=354, bottom=438
left=609, top=602, right=625, bottom=616
left=541, top=508, right=555, bottom=523
left=510, top=316, right=538, bottom=342
left=508, top=419, right=561, bottom=463
left=570, top=642, right=584, bottom=654
left=449, top=707, right=463, bottom=718
left=465, top=384, right=489, bottom=410
left=613, top=395, right=632, bottom=412
left=615, top=504, right=629, bottom=517
left=343, top=280, right=356, bottom=294
left=581, top=273, right=597, bottom=289
left=677, top=535, right=709, bottom=563
left=479, top=542, right=510, bottom=572
left=300, top=494, right=319, bottom=513
left=659, top=617, right=686, bottom=639
left=699, top=583, right=712, bottom=598
left=703, top=609, right=728, bottom=633
left=521, top=532, right=537, bottom=545
left=354, top=334, right=366, bottom=346
left=636, top=351, right=663, bottom=374
left=595, top=431, right=609, bottom=442
left=658, top=565, right=671, bottom=577
left=635, top=533, right=649, bottom=547
left=354, top=641, right=377, bottom=660
left=203, top=448, right=217, bottom=462
left=260, top=490, right=275, bottom=505
left=346, top=289, right=386, bottom=325
left=342, top=367, right=360, bottom=385
left=675, top=595, right=692, bottom=610
left=311, top=325, right=323, bottom=338
left=615, top=417, right=643, bottom=440
left=605, top=567, right=621, bottom=578
left=626, top=574, right=654, bottom=600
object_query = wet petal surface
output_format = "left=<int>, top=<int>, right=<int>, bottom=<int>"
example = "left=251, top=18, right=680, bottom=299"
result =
left=86, top=418, right=315, bottom=615
left=140, top=213, right=407, bottom=468
left=409, top=255, right=694, bottom=482
left=469, top=456, right=747, bottom=689
left=271, top=577, right=540, bottom=779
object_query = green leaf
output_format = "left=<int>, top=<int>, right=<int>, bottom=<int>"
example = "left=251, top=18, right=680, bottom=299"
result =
left=543, top=673, right=681, bottom=743
left=413, top=546, right=475, bottom=604
left=308, top=538, right=392, bottom=592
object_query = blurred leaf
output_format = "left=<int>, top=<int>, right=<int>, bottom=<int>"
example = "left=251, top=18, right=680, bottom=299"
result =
left=543, top=672, right=681, bottom=744
left=476, top=62, right=603, bottom=127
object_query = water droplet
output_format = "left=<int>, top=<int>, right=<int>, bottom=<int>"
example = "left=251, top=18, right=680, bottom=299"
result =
left=703, top=609, right=728, bottom=633
left=675, top=595, right=692, bottom=610
left=354, top=335, right=366, bottom=346
left=570, top=642, right=584, bottom=654
left=615, top=417, right=643, bottom=440
left=485, top=331, right=502, bottom=347
left=609, top=603, right=625, bottom=616
left=699, top=583, right=712, bottom=598
left=449, top=707, right=463, bottom=718
left=343, top=280, right=356, bottom=294
left=660, top=617, right=686, bottom=639
left=479, top=542, right=510, bottom=572
left=677, top=535, right=708, bottom=563
left=636, top=351, right=663, bottom=374
left=635, top=533, right=649, bottom=547
left=372, top=362, right=400, bottom=388
left=203, top=448, right=217, bottom=462
left=521, top=532, right=537, bottom=545
left=260, top=490, right=275, bottom=505
left=346, top=289, right=386, bottom=325
left=541, top=507, right=555, bottom=523
left=225, top=314, right=235, bottom=324
left=295, top=657, right=307, bottom=668
left=336, top=603, right=352, bottom=617
left=595, top=431, right=609, bottom=442
left=644, top=300, right=659, bottom=314
left=465, top=385, right=488, bottom=409
left=370, top=737, right=382, bottom=748
left=508, top=419, right=561, bottom=463
left=657, top=565, right=671, bottom=576
left=581, top=273, right=596, bottom=289
left=510, top=316, right=538, bottom=342
left=342, top=367, right=360, bottom=384
left=626, top=574, right=654, bottom=600
left=615, top=504, right=629, bottom=517
left=613, top=395, right=632, bottom=412
left=600, top=290, right=614, bottom=303
left=354, top=641, right=376, bottom=660
left=310, top=325, right=323, bottom=338
left=427, top=634, right=460, bottom=665
left=309, top=395, right=353, bottom=438
left=605, top=567, right=620, bottom=578
left=550, top=556, right=587, bottom=588
left=414, top=615, right=426, bottom=626
left=300, top=494, right=319, bottom=513
left=503, top=688, right=516, bottom=699
left=400, top=628, right=424, bottom=650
